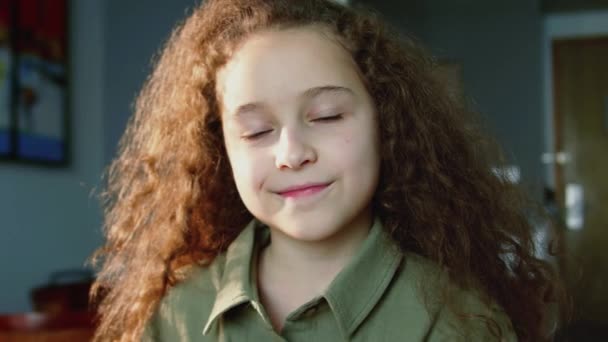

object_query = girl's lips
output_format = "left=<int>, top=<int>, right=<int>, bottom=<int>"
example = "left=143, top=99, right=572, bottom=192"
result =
left=278, top=183, right=331, bottom=199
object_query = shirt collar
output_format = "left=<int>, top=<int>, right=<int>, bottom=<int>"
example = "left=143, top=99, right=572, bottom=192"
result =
left=203, top=219, right=259, bottom=335
left=202, top=217, right=403, bottom=338
left=324, top=216, right=403, bottom=339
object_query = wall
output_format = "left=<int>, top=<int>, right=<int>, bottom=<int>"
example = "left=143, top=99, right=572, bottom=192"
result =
left=0, top=0, right=105, bottom=312
left=356, top=0, right=545, bottom=198
left=104, top=0, right=199, bottom=164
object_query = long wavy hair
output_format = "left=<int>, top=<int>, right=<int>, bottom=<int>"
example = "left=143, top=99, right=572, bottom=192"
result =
left=90, top=0, right=565, bottom=340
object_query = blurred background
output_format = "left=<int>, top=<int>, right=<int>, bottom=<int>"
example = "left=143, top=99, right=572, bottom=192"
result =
left=0, top=0, right=607, bottom=340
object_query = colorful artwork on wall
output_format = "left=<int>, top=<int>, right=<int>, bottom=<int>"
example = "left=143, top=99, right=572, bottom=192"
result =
left=0, top=0, right=69, bottom=165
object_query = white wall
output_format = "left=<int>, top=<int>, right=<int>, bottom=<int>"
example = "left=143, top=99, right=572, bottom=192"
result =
left=542, top=10, right=608, bottom=186
left=0, top=0, right=105, bottom=312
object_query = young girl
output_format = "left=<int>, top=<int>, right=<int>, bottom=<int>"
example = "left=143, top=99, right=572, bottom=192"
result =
left=90, top=0, right=564, bottom=340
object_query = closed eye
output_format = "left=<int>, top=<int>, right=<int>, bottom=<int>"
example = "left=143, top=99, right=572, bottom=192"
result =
left=242, top=129, right=272, bottom=141
left=312, top=114, right=343, bottom=122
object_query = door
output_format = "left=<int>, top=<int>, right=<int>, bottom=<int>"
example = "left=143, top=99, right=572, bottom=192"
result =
left=553, top=36, right=608, bottom=338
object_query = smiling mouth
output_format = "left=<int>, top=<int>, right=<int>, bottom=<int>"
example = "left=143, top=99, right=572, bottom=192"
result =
left=277, top=182, right=332, bottom=199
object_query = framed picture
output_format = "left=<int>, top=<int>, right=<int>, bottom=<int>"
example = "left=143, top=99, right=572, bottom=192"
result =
left=0, top=0, right=69, bottom=166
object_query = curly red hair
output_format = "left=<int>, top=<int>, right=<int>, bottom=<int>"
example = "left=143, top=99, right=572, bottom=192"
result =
left=90, top=0, right=565, bottom=340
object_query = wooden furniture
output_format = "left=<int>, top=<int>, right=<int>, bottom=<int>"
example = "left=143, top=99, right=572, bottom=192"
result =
left=0, top=311, right=95, bottom=342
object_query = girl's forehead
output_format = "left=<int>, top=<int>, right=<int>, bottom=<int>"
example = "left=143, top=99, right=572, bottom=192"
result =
left=216, top=27, right=365, bottom=116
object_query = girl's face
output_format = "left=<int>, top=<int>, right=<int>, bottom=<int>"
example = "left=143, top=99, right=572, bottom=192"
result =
left=218, top=26, right=380, bottom=242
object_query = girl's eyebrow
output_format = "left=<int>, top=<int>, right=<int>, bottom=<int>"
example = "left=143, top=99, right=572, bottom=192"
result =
left=300, top=85, right=354, bottom=101
left=231, top=85, right=354, bottom=118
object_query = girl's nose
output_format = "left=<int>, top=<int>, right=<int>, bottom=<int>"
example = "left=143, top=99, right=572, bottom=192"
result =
left=274, top=128, right=317, bottom=170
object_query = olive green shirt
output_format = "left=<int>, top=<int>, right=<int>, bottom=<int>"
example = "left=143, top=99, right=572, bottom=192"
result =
left=145, top=218, right=516, bottom=341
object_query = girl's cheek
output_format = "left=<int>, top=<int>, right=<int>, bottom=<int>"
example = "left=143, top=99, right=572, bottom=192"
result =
left=230, top=151, right=252, bottom=180
left=240, top=152, right=270, bottom=191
